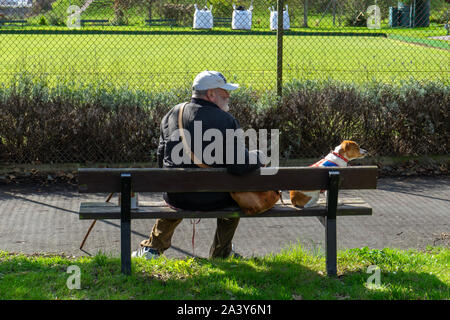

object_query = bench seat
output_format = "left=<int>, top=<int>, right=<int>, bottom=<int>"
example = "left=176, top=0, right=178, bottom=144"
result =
left=78, top=166, right=378, bottom=276
left=80, top=198, right=372, bottom=220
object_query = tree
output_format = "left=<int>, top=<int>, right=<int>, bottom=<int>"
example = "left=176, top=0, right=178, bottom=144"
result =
left=112, top=0, right=131, bottom=25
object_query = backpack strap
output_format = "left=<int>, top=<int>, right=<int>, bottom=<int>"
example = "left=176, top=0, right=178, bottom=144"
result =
left=177, top=102, right=210, bottom=168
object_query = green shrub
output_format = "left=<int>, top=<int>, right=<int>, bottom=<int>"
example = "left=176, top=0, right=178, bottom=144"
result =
left=345, top=11, right=368, bottom=27
left=277, top=79, right=449, bottom=158
left=0, top=73, right=448, bottom=164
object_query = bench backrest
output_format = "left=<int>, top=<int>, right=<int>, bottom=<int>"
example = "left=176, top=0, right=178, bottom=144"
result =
left=78, top=166, right=378, bottom=193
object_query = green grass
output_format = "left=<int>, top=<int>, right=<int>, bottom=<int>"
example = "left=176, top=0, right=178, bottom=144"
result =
left=0, top=245, right=448, bottom=300
left=0, top=31, right=448, bottom=91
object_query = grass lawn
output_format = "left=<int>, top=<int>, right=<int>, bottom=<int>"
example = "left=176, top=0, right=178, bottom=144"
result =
left=0, top=245, right=448, bottom=300
left=0, top=30, right=448, bottom=91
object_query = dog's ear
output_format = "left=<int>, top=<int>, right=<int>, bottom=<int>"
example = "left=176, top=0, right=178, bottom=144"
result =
left=338, top=141, right=349, bottom=156
left=339, top=140, right=357, bottom=157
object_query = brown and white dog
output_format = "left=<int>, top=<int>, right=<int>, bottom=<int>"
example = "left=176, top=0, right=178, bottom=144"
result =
left=290, top=140, right=368, bottom=208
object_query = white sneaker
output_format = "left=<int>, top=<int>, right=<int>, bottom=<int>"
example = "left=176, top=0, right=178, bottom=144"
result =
left=131, top=247, right=160, bottom=260
left=229, top=244, right=244, bottom=259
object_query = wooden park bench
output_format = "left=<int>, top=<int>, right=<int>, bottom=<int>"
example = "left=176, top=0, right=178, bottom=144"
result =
left=145, top=19, right=177, bottom=27
left=78, top=166, right=378, bottom=276
left=80, top=19, right=109, bottom=26
left=0, top=19, right=27, bottom=27
left=214, top=17, right=232, bottom=27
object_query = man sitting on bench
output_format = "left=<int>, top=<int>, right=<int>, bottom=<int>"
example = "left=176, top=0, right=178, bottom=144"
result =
left=132, top=70, right=265, bottom=260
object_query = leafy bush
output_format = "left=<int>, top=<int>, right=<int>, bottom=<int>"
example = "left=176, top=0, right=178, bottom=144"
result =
left=277, top=79, right=449, bottom=158
left=345, top=10, right=367, bottom=27
left=38, top=15, right=48, bottom=25
left=31, top=0, right=55, bottom=14
left=209, top=0, right=233, bottom=17
left=0, top=74, right=448, bottom=164
left=46, top=13, right=65, bottom=26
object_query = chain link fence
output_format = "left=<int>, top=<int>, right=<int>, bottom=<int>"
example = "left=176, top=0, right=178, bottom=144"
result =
left=0, top=0, right=449, bottom=164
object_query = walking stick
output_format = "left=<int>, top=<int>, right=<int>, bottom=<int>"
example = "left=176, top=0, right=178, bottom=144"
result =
left=79, top=192, right=114, bottom=250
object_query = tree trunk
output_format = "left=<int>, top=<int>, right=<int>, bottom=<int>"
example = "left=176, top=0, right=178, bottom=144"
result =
left=303, top=0, right=308, bottom=27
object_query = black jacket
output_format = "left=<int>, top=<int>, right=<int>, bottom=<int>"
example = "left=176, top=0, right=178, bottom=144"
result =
left=157, top=98, right=262, bottom=210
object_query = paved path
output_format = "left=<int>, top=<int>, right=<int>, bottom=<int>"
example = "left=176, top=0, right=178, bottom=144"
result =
left=0, top=176, right=448, bottom=259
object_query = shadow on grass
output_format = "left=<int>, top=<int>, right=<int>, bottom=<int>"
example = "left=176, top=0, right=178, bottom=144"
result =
left=0, top=252, right=448, bottom=300
left=185, top=256, right=449, bottom=300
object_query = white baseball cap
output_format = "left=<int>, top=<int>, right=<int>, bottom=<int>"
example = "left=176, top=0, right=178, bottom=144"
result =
left=192, top=70, right=239, bottom=91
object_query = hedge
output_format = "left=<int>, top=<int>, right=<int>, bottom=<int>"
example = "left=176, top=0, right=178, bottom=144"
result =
left=0, top=73, right=448, bottom=164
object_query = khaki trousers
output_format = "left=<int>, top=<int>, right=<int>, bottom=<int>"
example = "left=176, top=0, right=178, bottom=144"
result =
left=140, top=217, right=240, bottom=258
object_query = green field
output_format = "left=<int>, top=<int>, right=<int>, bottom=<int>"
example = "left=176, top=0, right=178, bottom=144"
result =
left=0, top=30, right=448, bottom=91
left=1, top=0, right=448, bottom=91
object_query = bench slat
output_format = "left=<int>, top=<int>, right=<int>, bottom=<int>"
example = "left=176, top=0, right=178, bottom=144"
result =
left=78, top=166, right=378, bottom=193
left=79, top=198, right=372, bottom=220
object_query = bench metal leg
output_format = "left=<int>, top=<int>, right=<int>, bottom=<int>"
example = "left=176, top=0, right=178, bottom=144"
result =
left=120, top=173, right=132, bottom=275
left=325, top=171, right=340, bottom=277
left=325, top=217, right=337, bottom=276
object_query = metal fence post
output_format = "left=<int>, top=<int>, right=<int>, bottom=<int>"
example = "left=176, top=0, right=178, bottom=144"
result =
left=303, top=0, right=309, bottom=28
left=277, top=0, right=284, bottom=98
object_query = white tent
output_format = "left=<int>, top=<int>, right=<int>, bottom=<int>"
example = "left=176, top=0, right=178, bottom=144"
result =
left=269, top=5, right=290, bottom=30
left=193, top=4, right=213, bottom=29
left=232, top=3, right=253, bottom=30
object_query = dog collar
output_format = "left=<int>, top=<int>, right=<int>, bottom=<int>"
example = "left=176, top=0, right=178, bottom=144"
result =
left=332, top=151, right=348, bottom=163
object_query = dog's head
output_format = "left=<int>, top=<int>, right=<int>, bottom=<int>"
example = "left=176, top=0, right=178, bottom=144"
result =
left=335, top=140, right=367, bottom=161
